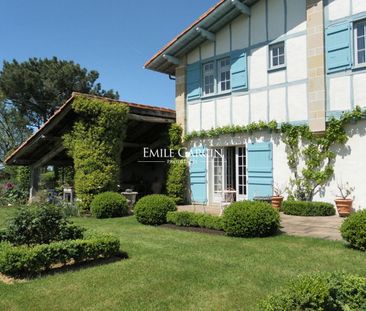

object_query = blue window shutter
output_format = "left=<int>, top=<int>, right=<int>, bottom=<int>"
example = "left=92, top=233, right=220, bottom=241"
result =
left=231, top=50, right=248, bottom=91
left=326, top=22, right=352, bottom=73
left=189, top=146, right=207, bottom=204
left=186, top=62, right=201, bottom=101
left=247, top=142, right=273, bottom=200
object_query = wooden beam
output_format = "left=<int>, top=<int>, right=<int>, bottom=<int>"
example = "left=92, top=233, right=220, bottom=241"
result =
left=195, top=27, right=216, bottom=41
left=33, top=143, right=65, bottom=169
left=163, top=54, right=180, bottom=65
left=231, top=0, right=251, bottom=16
left=128, top=113, right=175, bottom=124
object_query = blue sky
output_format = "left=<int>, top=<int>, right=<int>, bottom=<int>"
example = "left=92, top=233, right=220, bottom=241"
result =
left=0, top=0, right=218, bottom=110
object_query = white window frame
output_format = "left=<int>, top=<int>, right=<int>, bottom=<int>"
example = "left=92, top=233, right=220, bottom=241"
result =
left=203, top=61, right=215, bottom=96
left=354, top=20, right=366, bottom=68
left=269, top=42, right=286, bottom=70
left=218, top=57, right=231, bottom=93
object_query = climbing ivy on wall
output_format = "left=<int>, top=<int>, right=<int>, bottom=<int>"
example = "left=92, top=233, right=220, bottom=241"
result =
left=166, top=123, right=188, bottom=205
left=184, top=106, right=366, bottom=202
left=63, top=96, right=129, bottom=210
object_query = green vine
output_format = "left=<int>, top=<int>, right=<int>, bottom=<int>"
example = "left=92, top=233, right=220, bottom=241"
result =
left=184, top=106, right=366, bottom=201
left=166, top=123, right=188, bottom=205
left=63, top=96, right=129, bottom=210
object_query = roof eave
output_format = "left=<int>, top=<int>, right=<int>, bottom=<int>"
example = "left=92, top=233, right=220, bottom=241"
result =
left=144, top=0, right=257, bottom=75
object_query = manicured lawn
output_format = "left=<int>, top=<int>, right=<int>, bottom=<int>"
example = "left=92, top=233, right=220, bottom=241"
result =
left=0, top=208, right=365, bottom=311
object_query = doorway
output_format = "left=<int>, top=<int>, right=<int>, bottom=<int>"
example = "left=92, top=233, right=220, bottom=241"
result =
left=210, top=146, right=247, bottom=203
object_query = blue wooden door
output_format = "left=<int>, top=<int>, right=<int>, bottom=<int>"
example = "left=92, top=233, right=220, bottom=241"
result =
left=247, top=142, right=273, bottom=200
left=189, top=146, right=207, bottom=204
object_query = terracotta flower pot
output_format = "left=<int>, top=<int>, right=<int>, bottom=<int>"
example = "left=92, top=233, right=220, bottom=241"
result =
left=271, top=196, right=284, bottom=210
left=335, top=199, right=353, bottom=217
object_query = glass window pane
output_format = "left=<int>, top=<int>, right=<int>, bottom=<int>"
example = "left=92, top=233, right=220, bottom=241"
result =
left=358, top=37, right=365, bottom=50
left=357, top=24, right=365, bottom=36
left=358, top=51, right=366, bottom=64
left=279, top=55, right=285, bottom=65
left=279, top=46, right=284, bottom=55
left=273, top=57, right=278, bottom=66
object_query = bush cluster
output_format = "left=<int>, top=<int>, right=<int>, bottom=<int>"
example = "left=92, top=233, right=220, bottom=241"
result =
left=166, top=161, right=188, bottom=205
left=258, top=272, right=366, bottom=311
left=282, top=200, right=336, bottom=216
left=134, top=195, right=176, bottom=225
left=166, top=211, right=223, bottom=231
left=223, top=201, right=280, bottom=238
left=91, top=192, right=129, bottom=219
left=341, top=210, right=366, bottom=251
left=3, top=204, right=84, bottom=245
left=0, top=232, right=121, bottom=277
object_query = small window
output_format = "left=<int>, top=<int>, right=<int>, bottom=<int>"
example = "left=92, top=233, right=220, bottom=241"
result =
left=218, top=58, right=231, bottom=92
left=203, top=62, right=215, bottom=95
left=269, top=42, right=285, bottom=70
left=354, top=20, right=366, bottom=66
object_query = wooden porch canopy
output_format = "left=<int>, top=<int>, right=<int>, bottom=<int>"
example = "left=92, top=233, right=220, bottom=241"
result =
left=5, top=92, right=176, bottom=168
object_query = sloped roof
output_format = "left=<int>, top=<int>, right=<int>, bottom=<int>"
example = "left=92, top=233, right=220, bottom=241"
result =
left=144, top=0, right=258, bottom=75
left=5, top=92, right=175, bottom=165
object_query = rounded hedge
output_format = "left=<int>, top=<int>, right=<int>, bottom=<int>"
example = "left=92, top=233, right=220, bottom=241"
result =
left=90, top=192, right=128, bottom=219
left=223, top=201, right=280, bottom=237
left=282, top=201, right=335, bottom=216
left=258, top=272, right=366, bottom=311
left=341, top=210, right=366, bottom=251
left=134, top=194, right=176, bottom=225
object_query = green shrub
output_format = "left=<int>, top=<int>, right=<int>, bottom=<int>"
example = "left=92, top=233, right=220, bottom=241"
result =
left=4, top=204, right=84, bottom=245
left=341, top=210, right=366, bottom=251
left=258, top=272, right=366, bottom=311
left=134, top=195, right=176, bottom=225
left=166, top=160, right=188, bottom=205
left=223, top=201, right=280, bottom=238
left=282, top=200, right=336, bottom=216
left=0, top=231, right=121, bottom=277
left=167, top=211, right=223, bottom=231
left=90, top=192, right=128, bottom=219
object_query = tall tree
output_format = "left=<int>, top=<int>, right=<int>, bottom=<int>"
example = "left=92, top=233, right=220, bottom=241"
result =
left=0, top=94, right=31, bottom=164
left=0, top=57, right=119, bottom=128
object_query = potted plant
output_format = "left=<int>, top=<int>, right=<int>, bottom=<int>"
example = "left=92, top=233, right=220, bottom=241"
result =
left=335, top=182, right=355, bottom=217
left=272, top=183, right=285, bottom=210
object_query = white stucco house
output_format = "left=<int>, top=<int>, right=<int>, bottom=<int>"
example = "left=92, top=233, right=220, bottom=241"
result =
left=145, top=0, right=366, bottom=210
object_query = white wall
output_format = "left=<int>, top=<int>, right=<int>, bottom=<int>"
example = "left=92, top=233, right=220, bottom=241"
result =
left=327, top=0, right=366, bottom=21
left=190, top=119, right=366, bottom=210
left=314, top=120, right=366, bottom=211
left=185, top=0, right=308, bottom=133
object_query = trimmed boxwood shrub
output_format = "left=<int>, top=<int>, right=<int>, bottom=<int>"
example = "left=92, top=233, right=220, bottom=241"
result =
left=90, top=192, right=128, bottom=219
left=166, top=211, right=223, bottom=231
left=341, top=210, right=366, bottom=251
left=4, top=204, right=84, bottom=246
left=0, top=231, right=121, bottom=277
left=258, top=272, right=366, bottom=311
left=223, top=201, right=280, bottom=238
left=134, top=195, right=176, bottom=225
left=282, top=201, right=336, bottom=216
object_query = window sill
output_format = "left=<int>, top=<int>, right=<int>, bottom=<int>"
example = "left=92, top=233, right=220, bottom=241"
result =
left=201, top=91, right=232, bottom=100
left=268, top=66, right=286, bottom=73
left=352, top=63, right=366, bottom=71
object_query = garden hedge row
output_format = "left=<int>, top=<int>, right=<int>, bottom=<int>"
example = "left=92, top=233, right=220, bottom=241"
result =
left=166, top=211, right=223, bottom=231
left=0, top=231, right=121, bottom=277
left=282, top=201, right=336, bottom=216
left=258, top=272, right=366, bottom=310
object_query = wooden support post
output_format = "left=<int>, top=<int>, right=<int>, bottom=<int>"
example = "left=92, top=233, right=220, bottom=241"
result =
left=29, top=166, right=40, bottom=203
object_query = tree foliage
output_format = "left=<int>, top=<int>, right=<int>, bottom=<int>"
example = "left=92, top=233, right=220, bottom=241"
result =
left=0, top=94, right=31, bottom=163
left=0, top=57, right=119, bottom=128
